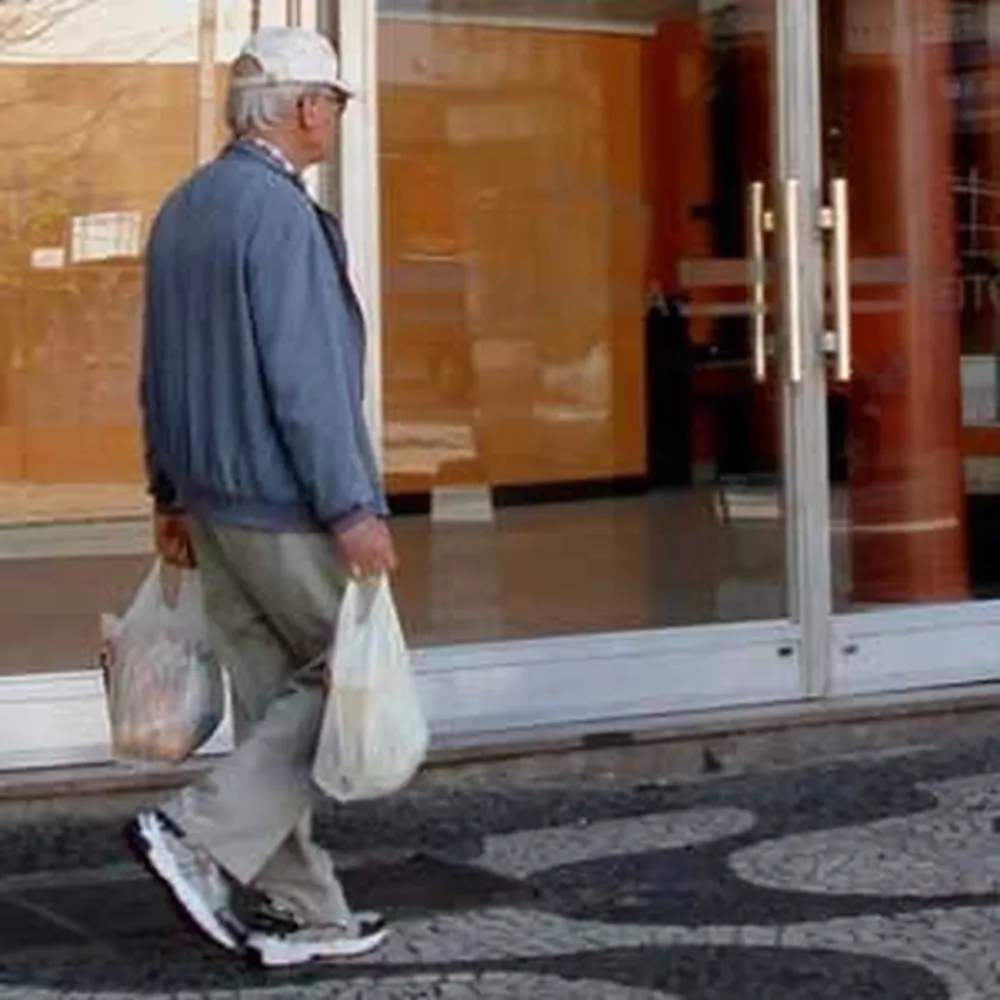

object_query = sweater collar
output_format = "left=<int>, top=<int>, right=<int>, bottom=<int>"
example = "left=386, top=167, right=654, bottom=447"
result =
left=225, top=140, right=306, bottom=190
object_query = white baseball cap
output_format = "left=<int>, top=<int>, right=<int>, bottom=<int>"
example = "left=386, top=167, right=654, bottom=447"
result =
left=235, top=26, right=353, bottom=96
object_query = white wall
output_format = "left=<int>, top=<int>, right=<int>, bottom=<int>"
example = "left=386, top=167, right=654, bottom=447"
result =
left=0, top=0, right=297, bottom=65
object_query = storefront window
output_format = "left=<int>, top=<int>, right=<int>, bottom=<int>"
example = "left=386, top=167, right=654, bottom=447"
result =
left=822, top=0, right=1000, bottom=609
left=0, top=0, right=286, bottom=673
left=378, top=1, right=792, bottom=645
left=21, top=0, right=1000, bottom=678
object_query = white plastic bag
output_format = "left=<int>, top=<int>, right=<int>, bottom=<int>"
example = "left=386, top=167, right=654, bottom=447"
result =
left=100, top=559, right=225, bottom=764
left=313, top=576, right=429, bottom=803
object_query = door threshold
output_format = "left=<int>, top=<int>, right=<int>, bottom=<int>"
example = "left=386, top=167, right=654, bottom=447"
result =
left=3, top=681, right=1000, bottom=804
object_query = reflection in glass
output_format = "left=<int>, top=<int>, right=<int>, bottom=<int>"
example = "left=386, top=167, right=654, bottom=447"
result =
left=379, top=0, right=791, bottom=644
left=0, top=1, right=256, bottom=672
left=824, top=0, right=1000, bottom=609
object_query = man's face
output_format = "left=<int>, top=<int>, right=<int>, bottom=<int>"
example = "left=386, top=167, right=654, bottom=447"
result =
left=298, top=86, right=348, bottom=163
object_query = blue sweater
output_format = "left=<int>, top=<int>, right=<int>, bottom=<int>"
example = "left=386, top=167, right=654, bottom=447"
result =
left=140, top=142, right=387, bottom=533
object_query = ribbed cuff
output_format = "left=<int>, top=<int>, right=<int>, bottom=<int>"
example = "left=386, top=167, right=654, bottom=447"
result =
left=328, top=507, right=379, bottom=535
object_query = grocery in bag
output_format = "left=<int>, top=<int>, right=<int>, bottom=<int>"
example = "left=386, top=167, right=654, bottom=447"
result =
left=313, top=576, right=429, bottom=803
left=101, top=559, right=224, bottom=764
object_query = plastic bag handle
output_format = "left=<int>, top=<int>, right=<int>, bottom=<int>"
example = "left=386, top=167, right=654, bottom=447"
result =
left=135, top=558, right=167, bottom=610
left=342, top=575, right=392, bottom=627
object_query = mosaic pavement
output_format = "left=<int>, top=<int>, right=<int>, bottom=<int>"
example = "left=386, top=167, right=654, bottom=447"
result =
left=9, top=738, right=1000, bottom=997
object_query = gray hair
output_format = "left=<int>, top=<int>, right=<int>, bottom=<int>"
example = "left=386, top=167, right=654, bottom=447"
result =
left=225, top=54, right=309, bottom=137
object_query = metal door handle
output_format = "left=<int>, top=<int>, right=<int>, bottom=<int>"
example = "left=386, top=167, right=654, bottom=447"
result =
left=782, top=178, right=803, bottom=385
left=747, top=181, right=773, bottom=383
left=829, top=177, right=852, bottom=381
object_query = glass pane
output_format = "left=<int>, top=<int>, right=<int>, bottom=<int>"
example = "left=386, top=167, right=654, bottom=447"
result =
left=824, top=0, right=1000, bottom=610
left=0, top=1, right=261, bottom=673
left=378, top=0, right=789, bottom=645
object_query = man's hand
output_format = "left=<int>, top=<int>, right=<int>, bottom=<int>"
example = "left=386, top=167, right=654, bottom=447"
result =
left=333, top=516, right=398, bottom=580
left=154, top=512, right=197, bottom=569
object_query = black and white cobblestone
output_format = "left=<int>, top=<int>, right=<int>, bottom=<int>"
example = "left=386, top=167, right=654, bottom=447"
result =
left=6, top=737, right=1000, bottom=997
left=731, top=774, right=1000, bottom=898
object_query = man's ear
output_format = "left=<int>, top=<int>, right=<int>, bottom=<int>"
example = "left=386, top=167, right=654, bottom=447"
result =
left=295, top=96, right=311, bottom=130
left=298, top=92, right=321, bottom=129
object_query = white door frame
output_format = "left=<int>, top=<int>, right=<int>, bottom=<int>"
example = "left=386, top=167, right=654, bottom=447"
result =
left=333, top=0, right=384, bottom=465
left=772, top=0, right=834, bottom=698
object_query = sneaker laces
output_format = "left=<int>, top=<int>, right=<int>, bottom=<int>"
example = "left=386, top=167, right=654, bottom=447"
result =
left=167, top=828, right=230, bottom=908
left=251, top=897, right=379, bottom=939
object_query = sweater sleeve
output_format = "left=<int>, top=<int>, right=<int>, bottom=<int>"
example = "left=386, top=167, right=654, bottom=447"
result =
left=140, top=239, right=183, bottom=515
left=245, top=190, right=381, bottom=530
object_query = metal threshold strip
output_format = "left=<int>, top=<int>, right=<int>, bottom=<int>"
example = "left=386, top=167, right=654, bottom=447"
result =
left=3, top=680, right=1000, bottom=806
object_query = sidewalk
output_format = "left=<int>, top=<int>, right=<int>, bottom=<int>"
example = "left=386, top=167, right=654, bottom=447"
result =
left=3, top=736, right=1000, bottom=998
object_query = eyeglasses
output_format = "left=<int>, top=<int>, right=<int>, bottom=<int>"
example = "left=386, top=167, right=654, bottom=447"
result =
left=297, top=86, right=348, bottom=117
left=317, top=86, right=349, bottom=114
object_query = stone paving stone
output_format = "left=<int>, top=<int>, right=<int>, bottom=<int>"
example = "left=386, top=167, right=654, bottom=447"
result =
left=730, top=773, right=1000, bottom=898
left=0, top=900, right=80, bottom=952
left=339, top=854, right=535, bottom=919
left=6, top=735, right=1000, bottom=996
left=476, top=808, right=756, bottom=880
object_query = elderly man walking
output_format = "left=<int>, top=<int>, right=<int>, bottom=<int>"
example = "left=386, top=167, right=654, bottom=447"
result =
left=131, top=26, right=396, bottom=968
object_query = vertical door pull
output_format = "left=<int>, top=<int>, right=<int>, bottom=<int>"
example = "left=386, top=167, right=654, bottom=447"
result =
left=782, top=178, right=804, bottom=385
left=747, top=181, right=773, bottom=383
left=829, top=177, right=852, bottom=382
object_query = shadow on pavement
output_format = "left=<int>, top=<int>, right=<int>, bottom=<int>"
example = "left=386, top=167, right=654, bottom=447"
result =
left=0, top=853, right=534, bottom=993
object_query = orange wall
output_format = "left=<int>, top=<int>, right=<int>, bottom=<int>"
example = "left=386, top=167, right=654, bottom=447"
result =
left=0, top=63, right=229, bottom=484
left=0, top=25, right=666, bottom=495
left=379, top=21, right=653, bottom=492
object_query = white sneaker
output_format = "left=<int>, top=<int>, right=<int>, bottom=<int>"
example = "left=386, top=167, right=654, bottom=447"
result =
left=127, top=810, right=245, bottom=951
left=249, top=896, right=385, bottom=937
left=246, top=917, right=388, bottom=968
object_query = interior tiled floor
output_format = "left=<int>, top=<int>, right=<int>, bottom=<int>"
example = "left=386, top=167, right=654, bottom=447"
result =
left=393, top=489, right=795, bottom=645
left=0, top=485, right=882, bottom=675
left=0, top=488, right=795, bottom=674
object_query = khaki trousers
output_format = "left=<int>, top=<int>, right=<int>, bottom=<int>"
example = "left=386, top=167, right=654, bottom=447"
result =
left=162, top=517, right=351, bottom=926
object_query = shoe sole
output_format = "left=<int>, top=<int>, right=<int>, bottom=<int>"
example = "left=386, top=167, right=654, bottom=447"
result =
left=251, top=907, right=386, bottom=937
left=353, top=912, right=386, bottom=935
left=245, top=927, right=389, bottom=968
left=126, top=812, right=242, bottom=953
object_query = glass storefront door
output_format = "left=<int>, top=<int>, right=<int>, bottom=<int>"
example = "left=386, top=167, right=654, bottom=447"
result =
left=820, top=0, right=1000, bottom=695
left=356, top=0, right=825, bottom=735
